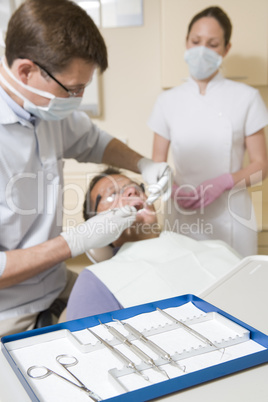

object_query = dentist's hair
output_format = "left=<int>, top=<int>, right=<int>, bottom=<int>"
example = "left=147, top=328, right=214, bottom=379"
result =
left=5, top=0, right=108, bottom=73
left=187, top=6, right=232, bottom=47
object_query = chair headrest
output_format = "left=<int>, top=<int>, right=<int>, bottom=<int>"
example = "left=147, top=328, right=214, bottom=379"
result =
left=86, top=246, right=114, bottom=264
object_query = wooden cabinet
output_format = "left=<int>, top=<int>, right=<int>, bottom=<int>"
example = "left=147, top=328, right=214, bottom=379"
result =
left=161, top=0, right=268, bottom=88
left=258, top=231, right=268, bottom=255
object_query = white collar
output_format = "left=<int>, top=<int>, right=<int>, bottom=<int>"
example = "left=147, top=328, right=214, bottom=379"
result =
left=187, top=72, right=224, bottom=94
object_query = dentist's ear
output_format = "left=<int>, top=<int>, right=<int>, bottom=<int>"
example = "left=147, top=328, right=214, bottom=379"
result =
left=15, top=59, right=38, bottom=84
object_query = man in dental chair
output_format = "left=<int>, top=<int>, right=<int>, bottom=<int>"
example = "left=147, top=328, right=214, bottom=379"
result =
left=66, top=167, right=241, bottom=321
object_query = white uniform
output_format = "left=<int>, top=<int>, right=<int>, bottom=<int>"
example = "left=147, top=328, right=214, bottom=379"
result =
left=0, top=89, right=112, bottom=320
left=148, top=73, right=268, bottom=257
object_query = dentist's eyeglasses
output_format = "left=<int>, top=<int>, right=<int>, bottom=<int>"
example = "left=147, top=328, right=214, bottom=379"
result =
left=33, top=61, right=89, bottom=97
left=94, top=182, right=145, bottom=213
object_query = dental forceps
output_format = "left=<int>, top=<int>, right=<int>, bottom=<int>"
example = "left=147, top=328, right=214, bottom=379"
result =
left=27, top=354, right=102, bottom=401
left=157, top=308, right=224, bottom=354
left=99, top=320, right=169, bottom=379
left=113, top=318, right=186, bottom=373
left=87, top=328, right=149, bottom=382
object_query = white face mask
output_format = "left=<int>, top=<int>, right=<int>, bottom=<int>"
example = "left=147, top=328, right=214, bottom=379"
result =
left=0, top=59, right=82, bottom=120
left=184, top=46, right=222, bottom=80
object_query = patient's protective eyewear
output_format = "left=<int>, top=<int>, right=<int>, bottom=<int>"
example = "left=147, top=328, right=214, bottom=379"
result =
left=94, top=182, right=145, bottom=213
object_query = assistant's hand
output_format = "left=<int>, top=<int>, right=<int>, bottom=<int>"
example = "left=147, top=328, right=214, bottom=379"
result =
left=138, top=157, right=173, bottom=204
left=61, top=206, right=137, bottom=257
left=173, top=173, right=234, bottom=210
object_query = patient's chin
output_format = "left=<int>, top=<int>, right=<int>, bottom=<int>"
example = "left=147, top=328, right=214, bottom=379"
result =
left=136, top=207, right=157, bottom=224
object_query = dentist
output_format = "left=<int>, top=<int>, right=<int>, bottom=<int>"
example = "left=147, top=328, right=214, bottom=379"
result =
left=0, top=0, right=171, bottom=336
left=148, top=6, right=268, bottom=257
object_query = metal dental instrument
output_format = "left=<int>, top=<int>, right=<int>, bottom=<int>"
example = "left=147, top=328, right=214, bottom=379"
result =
left=27, top=354, right=102, bottom=401
left=156, top=308, right=223, bottom=353
left=146, top=165, right=171, bottom=205
left=113, top=318, right=186, bottom=373
left=99, top=320, right=170, bottom=379
left=87, top=328, right=150, bottom=382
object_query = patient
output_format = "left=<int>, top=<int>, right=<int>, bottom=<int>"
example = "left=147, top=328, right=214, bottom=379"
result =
left=66, top=167, right=241, bottom=321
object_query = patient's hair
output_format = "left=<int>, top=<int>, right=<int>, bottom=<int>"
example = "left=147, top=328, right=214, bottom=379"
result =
left=83, top=166, right=121, bottom=221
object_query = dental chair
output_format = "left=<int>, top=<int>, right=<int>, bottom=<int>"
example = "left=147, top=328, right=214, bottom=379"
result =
left=85, top=246, right=114, bottom=264
left=58, top=246, right=114, bottom=323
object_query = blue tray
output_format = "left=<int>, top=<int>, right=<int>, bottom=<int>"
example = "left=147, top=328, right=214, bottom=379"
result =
left=2, top=294, right=268, bottom=401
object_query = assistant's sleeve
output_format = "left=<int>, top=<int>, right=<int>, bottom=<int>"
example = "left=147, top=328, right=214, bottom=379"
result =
left=66, top=269, right=123, bottom=321
left=147, top=93, right=171, bottom=140
left=245, top=90, right=268, bottom=136
left=61, top=110, right=113, bottom=163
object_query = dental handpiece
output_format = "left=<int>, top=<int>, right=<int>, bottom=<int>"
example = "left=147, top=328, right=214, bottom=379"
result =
left=87, top=328, right=149, bottom=381
left=156, top=308, right=221, bottom=351
left=113, top=319, right=185, bottom=373
left=99, top=321, right=169, bottom=379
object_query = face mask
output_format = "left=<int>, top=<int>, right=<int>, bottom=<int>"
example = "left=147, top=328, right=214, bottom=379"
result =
left=0, top=59, right=82, bottom=120
left=184, top=46, right=222, bottom=80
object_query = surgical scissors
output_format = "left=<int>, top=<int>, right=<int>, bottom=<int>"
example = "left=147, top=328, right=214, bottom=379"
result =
left=27, top=354, right=102, bottom=401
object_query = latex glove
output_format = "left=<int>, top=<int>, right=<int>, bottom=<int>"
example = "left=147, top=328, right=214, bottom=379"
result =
left=172, top=173, right=234, bottom=210
left=138, top=157, right=173, bottom=204
left=61, top=206, right=137, bottom=257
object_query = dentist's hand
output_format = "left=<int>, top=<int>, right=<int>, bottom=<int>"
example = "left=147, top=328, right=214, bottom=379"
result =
left=138, top=157, right=173, bottom=204
left=61, top=206, right=137, bottom=257
left=172, top=174, right=234, bottom=210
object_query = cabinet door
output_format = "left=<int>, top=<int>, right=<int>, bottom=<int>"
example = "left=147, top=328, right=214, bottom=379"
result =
left=161, top=0, right=268, bottom=88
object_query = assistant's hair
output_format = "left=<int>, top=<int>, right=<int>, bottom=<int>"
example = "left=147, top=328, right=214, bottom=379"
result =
left=5, top=0, right=108, bottom=73
left=187, top=6, right=232, bottom=46
left=83, top=167, right=121, bottom=221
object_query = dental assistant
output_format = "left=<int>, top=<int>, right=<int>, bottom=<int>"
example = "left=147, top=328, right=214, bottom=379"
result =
left=0, top=0, right=171, bottom=337
left=148, top=6, right=268, bottom=257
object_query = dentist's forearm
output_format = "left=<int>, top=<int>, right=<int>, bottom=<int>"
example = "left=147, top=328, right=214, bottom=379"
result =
left=0, top=236, right=71, bottom=289
left=102, top=138, right=143, bottom=173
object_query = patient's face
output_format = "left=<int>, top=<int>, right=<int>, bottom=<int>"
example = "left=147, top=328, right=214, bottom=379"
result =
left=91, top=174, right=157, bottom=226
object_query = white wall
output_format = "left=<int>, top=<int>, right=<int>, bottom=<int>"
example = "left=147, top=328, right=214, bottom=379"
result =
left=93, top=0, right=163, bottom=158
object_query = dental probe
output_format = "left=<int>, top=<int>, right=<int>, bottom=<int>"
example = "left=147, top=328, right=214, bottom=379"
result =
left=87, top=328, right=149, bottom=382
left=156, top=308, right=222, bottom=352
left=145, top=165, right=171, bottom=205
left=113, top=319, right=186, bottom=373
left=99, top=321, right=170, bottom=379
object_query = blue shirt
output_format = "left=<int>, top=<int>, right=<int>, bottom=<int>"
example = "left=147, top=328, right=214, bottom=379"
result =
left=0, top=88, right=112, bottom=320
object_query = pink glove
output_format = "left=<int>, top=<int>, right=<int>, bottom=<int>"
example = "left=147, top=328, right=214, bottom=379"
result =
left=172, top=183, right=198, bottom=209
left=172, top=173, right=234, bottom=210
